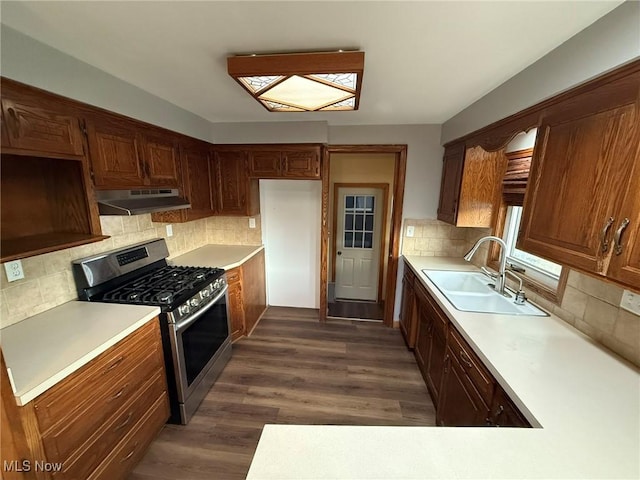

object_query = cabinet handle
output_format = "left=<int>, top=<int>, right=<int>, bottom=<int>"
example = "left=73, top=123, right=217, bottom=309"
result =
left=104, top=356, right=124, bottom=374
left=443, top=354, right=450, bottom=374
left=120, top=442, right=139, bottom=463
left=114, top=412, right=134, bottom=432
left=600, top=217, right=615, bottom=253
left=110, top=385, right=128, bottom=401
left=459, top=350, right=473, bottom=369
left=613, top=218, right=630, bottom=255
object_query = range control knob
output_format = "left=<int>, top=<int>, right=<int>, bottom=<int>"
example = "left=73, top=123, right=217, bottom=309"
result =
left=201, top=288, right=211, bottom=299
left=189, top=298, right=200, bottom=308
left=178, top=304, right=190, bottom=316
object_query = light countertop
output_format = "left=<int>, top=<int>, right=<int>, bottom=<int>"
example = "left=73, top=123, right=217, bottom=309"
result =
left=0, top=301, right=160, bottom=406
left=247, top=256, right=640, bottom=479
left=171, top=244, right=264, bottom=270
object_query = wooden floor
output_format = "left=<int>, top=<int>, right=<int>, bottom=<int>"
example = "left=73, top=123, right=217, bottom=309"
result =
left=129, top=307, right=435, bottom=480
left=328, top=300, right=385, bottom=321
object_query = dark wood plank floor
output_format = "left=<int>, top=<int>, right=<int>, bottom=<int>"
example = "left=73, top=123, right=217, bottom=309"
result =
left=129, top=307, right=435, bottom=480
left=328, top=300, right=385, bottom=321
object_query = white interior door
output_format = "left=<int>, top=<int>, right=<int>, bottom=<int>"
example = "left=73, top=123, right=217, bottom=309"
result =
left=335, top=187, right=383, bottom=301
left=260, top=179, right=321, bottom=308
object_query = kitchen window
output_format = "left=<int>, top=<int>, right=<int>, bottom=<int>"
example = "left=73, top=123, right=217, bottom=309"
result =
left=502, top=206, right=562, bottom=291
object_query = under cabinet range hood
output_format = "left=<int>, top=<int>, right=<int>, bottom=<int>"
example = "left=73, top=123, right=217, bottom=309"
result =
left=96, top=189, right=190, bottom=215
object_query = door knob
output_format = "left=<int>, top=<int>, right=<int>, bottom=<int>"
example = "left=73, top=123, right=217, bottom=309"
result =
left=337, top=251, right=342, bottom=255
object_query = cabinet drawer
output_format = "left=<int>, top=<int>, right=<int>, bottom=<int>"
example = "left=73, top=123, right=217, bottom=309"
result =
left=34, top=319, right=160, bottom=432
left=89, top=393, right=169, bottom=480
left=448, top=328, right=495, bottom=405
left=42, top=345, right=164, bottom=463
left=54, top=371, right=167, bottom=480
left=226, top=267, right=242, bottom=285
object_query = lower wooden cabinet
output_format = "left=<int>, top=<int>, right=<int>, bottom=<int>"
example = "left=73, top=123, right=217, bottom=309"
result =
left=400, top=267, right=531, bottom=428
left=437, top=347, right=490, bottom=426
left=399, top=267, right=418, bottom=349
left=227, top=250, right=267, bottom=342
left=6, top=319, right=169, bottom=480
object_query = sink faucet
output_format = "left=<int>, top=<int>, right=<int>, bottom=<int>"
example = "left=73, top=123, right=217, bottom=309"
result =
left=463, top=236, right=508, bottom=295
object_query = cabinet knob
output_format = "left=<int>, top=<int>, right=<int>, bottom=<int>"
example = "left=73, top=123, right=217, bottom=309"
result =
left=613, top=218, right=630, bottom=255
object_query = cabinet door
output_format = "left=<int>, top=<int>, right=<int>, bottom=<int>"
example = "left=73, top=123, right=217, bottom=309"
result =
left=1, top=99, right=84, bottom=156
left=426, top=323, right=446, bottom=405
left=282, top=149, right=320, bottom=178
left=413, top=297, right=432, bottom=376
left=142, top=136, right=180, bottom=187
left=519, top=75, right=639, bottom=274
left=249, top=151, right=281, bottom=177
left=183, top=147, right=214, bottom=220
left=399, top=271, right=417, bottom=349
left=488, top=387, right=531, bottom=428
left=86, top=121, right=146, bottom=187
left=213, top=150, right=249, bottom=215
left=437, top=143, right=465, bottom=225
left=437, top=350, right=490, bottom=427
left=227, top=272, right=245, bottom=341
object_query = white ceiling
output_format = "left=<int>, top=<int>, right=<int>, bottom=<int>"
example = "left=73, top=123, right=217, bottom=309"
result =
left=0, top=1, right=623, bottom=125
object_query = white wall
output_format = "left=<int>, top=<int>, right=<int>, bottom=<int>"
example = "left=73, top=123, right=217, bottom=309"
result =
left=212, top=121, right=328, bottom=144
left=441, top=1, right=640, bottom=143
left=0, top=26, right=213, bottom=141
left=260, top=180, right=322, bottom=308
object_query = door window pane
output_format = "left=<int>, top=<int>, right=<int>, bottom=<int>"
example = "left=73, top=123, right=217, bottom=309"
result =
left=344, top=231, right=353, bottom=248
left=356, top=196, right=365, bottom=209
left=366, top=196, right=374, bottom=211
left=354, top=232, right=363, bottom=248
left=355, top=214, right=364, bottom=230
left=365, top=214, right=374, bottom=231
left=364, top=232, right=373, bottom=248
left=345, top=214, right=354, bottom=230
left=346, top=195, right=354, bottom=209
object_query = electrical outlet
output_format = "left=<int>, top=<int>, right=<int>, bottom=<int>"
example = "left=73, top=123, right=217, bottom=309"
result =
left=166, top=224, right=173, bottom=237
left=406, top=226, right=415, bottom=237
left=4, top=260, right=25, bottom=282
left=249, top=217, right=256, bottom=229
left=620, top=290, right=640, bottom=316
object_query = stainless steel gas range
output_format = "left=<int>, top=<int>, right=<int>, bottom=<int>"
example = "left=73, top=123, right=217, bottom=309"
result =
left=72, top=239, right=231, bottom=424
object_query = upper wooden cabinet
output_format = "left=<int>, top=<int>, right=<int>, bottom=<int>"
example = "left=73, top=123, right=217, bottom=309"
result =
left=1, top=98, right=85, bottom=157
left=86, top=119, right=180, bottom=189
left=151, top=141, right=214, bottom=223
left=437, top=143, right=505, bottom=227
left=213, top=149, right=260, bottom=216
left=519, top=68, right=640, bottom=287
left=142, top=134, right=181, bottom=187
left=248, top=145, right=321, bottom=179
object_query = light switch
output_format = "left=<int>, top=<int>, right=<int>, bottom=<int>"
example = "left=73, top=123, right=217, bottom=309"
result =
left=249, top=217, right=256, bottom=229
left=166, top=224, right=173, bottom=237
left=620, top=290, right=640, bottom=316
left=4, top=260, right=25, bottom=282
left=406, top=226, right=415, bottom=237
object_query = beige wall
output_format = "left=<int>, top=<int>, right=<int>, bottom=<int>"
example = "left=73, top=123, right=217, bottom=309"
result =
left=329, top=153, right=395, bottom=301
left=0, top=214, right=261, bottom=328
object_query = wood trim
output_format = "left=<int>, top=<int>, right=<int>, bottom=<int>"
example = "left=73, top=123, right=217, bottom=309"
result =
left=446, top=59, right=640, bottom=151
left=319, top=146, right=330, bottom=323
left=322, top=145, right=407, bottom=328
left=330, top=182, right=389, bottom=302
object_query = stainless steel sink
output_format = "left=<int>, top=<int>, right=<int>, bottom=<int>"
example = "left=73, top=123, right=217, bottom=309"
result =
left=421, top=270, right=548, bottom=316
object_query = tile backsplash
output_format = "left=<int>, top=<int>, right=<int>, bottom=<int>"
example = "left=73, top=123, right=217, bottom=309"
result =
left=401, top=219, right=487, bottom=257
left=0, top=214, right=262, bottom=328
left=402, top=218, right=639, bottom=368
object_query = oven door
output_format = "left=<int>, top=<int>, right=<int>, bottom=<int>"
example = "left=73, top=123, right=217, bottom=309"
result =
left=170, top=286, right=230, bottom=403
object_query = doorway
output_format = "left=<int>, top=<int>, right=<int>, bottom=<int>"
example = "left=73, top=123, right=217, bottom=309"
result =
left=321, top=147, right=407, bottom=325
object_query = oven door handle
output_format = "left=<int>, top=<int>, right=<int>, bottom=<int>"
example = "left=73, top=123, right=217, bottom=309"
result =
left=174, top=285, right=228, bottom=333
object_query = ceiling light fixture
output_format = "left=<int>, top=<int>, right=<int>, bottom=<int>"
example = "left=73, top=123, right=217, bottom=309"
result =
left=227, top=51, right=364, bottom=112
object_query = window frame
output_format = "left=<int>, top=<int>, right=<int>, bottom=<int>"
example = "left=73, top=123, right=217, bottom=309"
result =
left=488, top=202, right=568, bottom=306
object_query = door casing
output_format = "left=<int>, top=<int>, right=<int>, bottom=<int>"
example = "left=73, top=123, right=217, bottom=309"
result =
left=320, top=145, right=408, bottom=327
